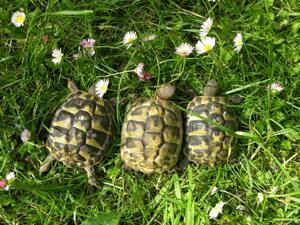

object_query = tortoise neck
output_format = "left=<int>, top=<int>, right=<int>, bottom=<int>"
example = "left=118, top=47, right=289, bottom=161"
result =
left=203, top=87, right=218, bottom=96
left=203, top=80, right=218, bottom=96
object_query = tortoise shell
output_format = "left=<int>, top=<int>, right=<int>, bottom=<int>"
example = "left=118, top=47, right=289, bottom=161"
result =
left=121, top=98, right=183, bottom=174
left=186, top=96, right=237, bottom=166
left=47, top=90, right=113, bottom=168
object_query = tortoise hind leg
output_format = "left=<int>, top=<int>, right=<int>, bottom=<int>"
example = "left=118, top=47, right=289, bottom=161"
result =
left=40, top=154, right=56, bottom=173
left=175, top=154, right=189, bottom=171
left=84, top=166, right=99, bottom=187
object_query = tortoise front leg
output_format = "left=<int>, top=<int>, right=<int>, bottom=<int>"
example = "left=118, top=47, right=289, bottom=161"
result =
left=40, top=154, right=56, bottom=173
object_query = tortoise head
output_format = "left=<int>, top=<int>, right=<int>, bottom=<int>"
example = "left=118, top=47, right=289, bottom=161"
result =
left=67, top=79, right=79, bottom=93
left=203, top=80, right=218, bottom=96
left=68, top=80, right=98, bottom=96
left=88, top=84, right=97, bottom=96
left=156, top=84, right=176, bottom=100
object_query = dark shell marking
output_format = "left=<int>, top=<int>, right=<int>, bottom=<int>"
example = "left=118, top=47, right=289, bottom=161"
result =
left=47, top=91, right=113, bottom=168
left=186, top=96, right=237, bottom=166
left=121, top=98, right=183, bottom=174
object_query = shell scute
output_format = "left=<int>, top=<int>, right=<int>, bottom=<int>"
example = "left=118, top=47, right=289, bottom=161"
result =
left=47, top=91, right=113, bottom=168
left=186, top=95, right=237, bottom=166
left=121, top=98, right=183, bottom=173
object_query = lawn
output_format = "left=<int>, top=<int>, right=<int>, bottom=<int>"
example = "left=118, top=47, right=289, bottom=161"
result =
left=1, top=0, right=300, bottom=224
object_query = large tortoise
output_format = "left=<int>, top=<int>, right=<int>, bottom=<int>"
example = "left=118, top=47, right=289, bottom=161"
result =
left=121, top=85, right=183, bottom=174
left=40, top=80, right=113, bottom=186
left=185, top=80, right=238, bottom=166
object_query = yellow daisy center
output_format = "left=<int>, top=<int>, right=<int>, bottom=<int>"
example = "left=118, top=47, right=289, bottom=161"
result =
left=127, top=38, right=134, bottom=43
left=99, top=85, right=107, bottom=92
left=16, top=15, right=24, bottom=23
left=203, top=44, right=212, bottom=52
left=236, top=40, right=243, bottom=46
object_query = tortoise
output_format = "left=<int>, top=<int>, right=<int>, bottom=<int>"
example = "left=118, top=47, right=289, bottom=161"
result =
left=39, top=80, right=113, bottom=187
left=185, top=80, right=238, bottom=166
left=120, top=85, right=183, bottom=174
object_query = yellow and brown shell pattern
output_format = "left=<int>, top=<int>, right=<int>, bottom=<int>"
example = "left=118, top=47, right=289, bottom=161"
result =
left=47, top=91, right=113, bottom=168
left=121, top=98, right=183, bottom=174
left=186, top=96, right=237, bottom=166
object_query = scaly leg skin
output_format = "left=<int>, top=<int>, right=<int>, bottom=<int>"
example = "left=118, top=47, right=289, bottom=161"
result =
left=39, top=154, right=56, bottom=173
left=175, top=155, right=189, bottom=172
left=84, top=166, right=99, bottom=187
left=175, top=146, right=190, bottom=172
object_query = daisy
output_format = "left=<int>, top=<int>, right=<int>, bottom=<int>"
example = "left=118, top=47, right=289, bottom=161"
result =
left=95, top=79, right=109, bottom=98
left=0, top=180, right=7, bottom=190
left=257, top=193, right=264, bottom=204
left=11, top=11, right=26, bottom=27
left=200, top=17, right=213, bottom=39
left=21, top=129, right=31, bottom=142
left=80, top=38, right=96, bottom=56
left=0, top=171, right=16, bottom=191
left=6, top=172, right=15, bottom=181
left=175, top=43, right=194, bottom=56
left=143, top=34, right=157, bottom=42
left=269, top=82, right=284, bottom=93
left=138, top=72, right=151, bottom=81
left=134, top=63, right=144, bottom=76
left=209, top=201, right=225, bottom=220
left=52, top=48, right=63, bottom=64
left=123, top=31, right=137, bottom=45
left=134, top=63, right=151, bottom=81
left=195, top=37, right=216, bottom=54
left=210, top=186, right=218, bottom=196
left=233, top=33, right=243, bottom=53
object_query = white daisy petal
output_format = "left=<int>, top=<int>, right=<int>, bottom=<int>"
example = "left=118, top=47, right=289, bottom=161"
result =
left=21, top=129, right=31, bottom=142
left=95, top=79, right=109, bottom=98
left=175, top=43, right=194, bottom=56
left=5, top=172, right=16, bottom=181
left=123, top=31, right=137, bottom=45
left=195, top=37, right=216, bottom=55
left=257, top=193, right=264, bottom=204
left=209, top=201, right=225, bottom=220
left=233, top=33, right=243, bottom=53
left=200, top=17, right=213, bottom=39
left=51, top=48, right=63, bottom=64
left=80, top=38, right=96, bottom=56
left=11, top=11, right=26, bottom=27
left=134, top=63, right=144, bottom=76
left=269, top=82, right=284, bottom=92
left=80, top=38, right=96, bottom=48
left=210, top=186, right=218, bottom=196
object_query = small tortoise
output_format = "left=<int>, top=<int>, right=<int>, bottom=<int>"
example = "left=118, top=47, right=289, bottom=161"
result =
left=121, top=85, right=183, bottom=174
left=185, top=80, right=238, bottom=166
left=40, top=80, right=113, bottom=186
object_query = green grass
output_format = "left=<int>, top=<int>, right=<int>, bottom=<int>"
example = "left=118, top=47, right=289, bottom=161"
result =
left=1, top=0, right=300, bottom=224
